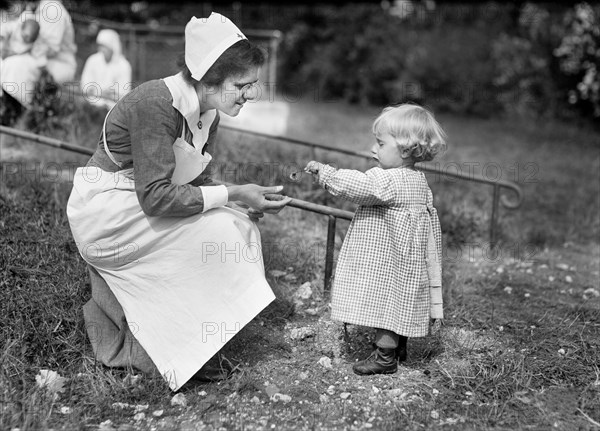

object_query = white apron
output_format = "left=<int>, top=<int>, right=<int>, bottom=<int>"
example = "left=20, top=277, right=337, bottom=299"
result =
left=67, top=89, right=275, bottom=391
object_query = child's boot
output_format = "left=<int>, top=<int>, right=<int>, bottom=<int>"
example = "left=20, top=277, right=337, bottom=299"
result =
left=352, top=344, right=397, bottom=375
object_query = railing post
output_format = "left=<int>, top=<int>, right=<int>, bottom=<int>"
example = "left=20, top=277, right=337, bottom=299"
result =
left=490, top=183, right=500, bottom=249
left=309, top=144, right=318, bottom=190
left=324, top=215, right=337, bottom=294
left=139, top=36, right=147, bottom=83
left=310, top=143, right=317, bottom=162
left=268, top=32, right=281, bottom=86
left=129, top=29, right=137, bottom=80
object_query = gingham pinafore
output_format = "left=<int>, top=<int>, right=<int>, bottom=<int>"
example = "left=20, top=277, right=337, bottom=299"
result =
left=320, top=165, right=442, bottom=337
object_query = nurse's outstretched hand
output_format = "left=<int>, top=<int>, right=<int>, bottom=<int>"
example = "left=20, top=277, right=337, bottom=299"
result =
left=227, top=184, right=292, bottom=213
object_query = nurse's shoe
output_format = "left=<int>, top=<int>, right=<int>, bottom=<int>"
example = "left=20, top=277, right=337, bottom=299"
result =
left=352, top=345, right=397, bottom=375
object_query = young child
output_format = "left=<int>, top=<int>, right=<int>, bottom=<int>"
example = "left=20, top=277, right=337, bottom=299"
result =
left=1, top=19, right=40, bottom=59
left=305, top=103, right=446, bottom=375
left=20, top=19, right=40, bottom=47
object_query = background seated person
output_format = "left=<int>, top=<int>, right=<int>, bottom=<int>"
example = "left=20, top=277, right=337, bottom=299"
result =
left=1, top=18, right=40, bottom=59
left=0, top=0, right=76, bottom=108
left=80, top=29, right=133, bottom=109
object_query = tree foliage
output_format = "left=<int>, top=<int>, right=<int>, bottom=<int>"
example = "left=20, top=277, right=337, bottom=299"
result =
left=278, top=2, right=600, bottom=121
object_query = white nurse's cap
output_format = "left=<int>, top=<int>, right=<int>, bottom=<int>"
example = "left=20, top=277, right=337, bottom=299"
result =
left=185, top=12, right=247, bottom=81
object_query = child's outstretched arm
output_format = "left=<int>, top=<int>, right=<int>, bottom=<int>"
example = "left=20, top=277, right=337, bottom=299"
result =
left=304, top=161, right=395, bottom=206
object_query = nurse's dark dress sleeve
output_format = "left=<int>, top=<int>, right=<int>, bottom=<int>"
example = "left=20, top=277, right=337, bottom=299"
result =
left=127, top=95, right=207, bottom=217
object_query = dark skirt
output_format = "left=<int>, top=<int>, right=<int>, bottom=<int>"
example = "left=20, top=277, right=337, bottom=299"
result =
left=83, top=265, right=158, bottom=375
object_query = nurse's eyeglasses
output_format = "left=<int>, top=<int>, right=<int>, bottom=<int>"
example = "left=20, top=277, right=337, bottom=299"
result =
left=235, top=81, right=259, bottom=95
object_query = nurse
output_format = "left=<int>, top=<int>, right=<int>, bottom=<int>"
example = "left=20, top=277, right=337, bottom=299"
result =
left=80, top=28, right=133, bottom=109
left=0, top=0, right=77, bottom=107
left=66, top=13, right=291, bottom=391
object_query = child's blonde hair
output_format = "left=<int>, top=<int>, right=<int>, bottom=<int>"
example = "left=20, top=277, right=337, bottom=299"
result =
left=372, top=104, right=447, bottom=162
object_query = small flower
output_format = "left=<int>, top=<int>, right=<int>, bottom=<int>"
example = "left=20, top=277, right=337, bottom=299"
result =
left=35, top=370, right=67, bottom=395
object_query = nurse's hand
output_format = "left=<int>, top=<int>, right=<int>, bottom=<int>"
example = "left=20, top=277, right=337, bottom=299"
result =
left=225, top=201, right=263, bottom=221
left=227, top=184, right=292, bottom=213
left=246, top=194, right=289, bottom=222
left=247, top=208, right=264, bottom=222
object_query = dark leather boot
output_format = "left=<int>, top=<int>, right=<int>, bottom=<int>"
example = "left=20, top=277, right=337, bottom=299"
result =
left=352, top=345, right=397, bottom=375
left=396, top=346, right=407, bottom=362
left=396, top=335, right=408, bottom=363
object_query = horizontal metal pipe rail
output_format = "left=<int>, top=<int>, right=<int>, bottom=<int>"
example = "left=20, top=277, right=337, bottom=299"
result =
left=0, top=125, right=351, bottom=290
left=0, top=126, right=95, bottom=156
left=289, top=199, right=353, bottom=290
left=1, top=116, right=523, bottom=287
left=62, top=87, right=523, bottom=239
left=220, top=124, right=523, bottom=246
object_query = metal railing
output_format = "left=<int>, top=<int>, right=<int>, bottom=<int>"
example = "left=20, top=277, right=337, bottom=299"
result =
left=0, top=119, right=523, bottom=289
left=0, top=125, right=352, bottom=291
left=220, top=124, right=524, bottom=247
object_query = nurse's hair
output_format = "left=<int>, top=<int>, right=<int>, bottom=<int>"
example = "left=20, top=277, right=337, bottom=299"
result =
left=178, top=39, right=265, bottom=87
left=372, top=104, right=447, bottom=163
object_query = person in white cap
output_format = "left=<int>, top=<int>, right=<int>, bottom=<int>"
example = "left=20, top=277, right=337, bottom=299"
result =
left=80, top=28, right=133, bottom=109
left=66, top=12, right=291, bottom=391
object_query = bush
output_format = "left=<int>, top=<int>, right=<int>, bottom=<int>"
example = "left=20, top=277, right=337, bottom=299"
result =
left=279, top=4, right=510, bottom=114
left=278, top=2, right=599, bottom=123
left=554, top=2, right=600, bottom=118
left=490, top=3, right=562, bottom=118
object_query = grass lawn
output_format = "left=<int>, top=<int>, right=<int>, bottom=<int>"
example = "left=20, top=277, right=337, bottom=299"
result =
left=1, top=96, right=599, bottom=430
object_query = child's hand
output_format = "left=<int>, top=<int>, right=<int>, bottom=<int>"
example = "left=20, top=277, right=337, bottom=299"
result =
left=304, top=161, right=322, bottom=176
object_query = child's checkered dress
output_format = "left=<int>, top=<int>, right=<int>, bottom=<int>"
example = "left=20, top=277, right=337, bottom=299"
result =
left=319, top=165, right=442, bottom=337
